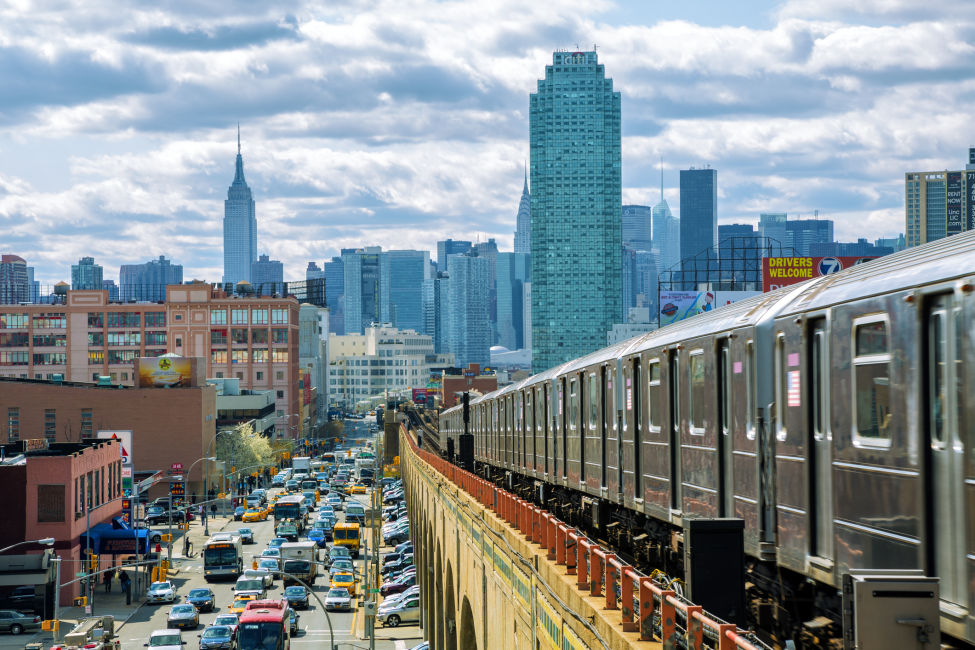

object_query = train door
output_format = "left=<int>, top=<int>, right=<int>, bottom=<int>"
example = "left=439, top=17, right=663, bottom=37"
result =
left=808, top=318, right=833, bottom=561
left=718, top=339, right=734, bottom=517
left=543, top=383, right=550, bottom=476
left=560, top=377, right=568, bottom=479
left=668, top=350, right=682, bottom=512
left=600, top=365, right=609, bottom=489
left=924, top=294, right=967, bottom=609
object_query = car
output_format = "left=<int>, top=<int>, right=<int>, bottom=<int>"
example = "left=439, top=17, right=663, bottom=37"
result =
left=380, top=572, right=417, bottom=597
left=268, top=537, right=287, bottom=549
left=283, top=585, right=309, bottom=610
left=325, top=494, right=343, bottom=511
left=241, top=508, right=265, bottom=523
left=407, top=642, right=430, bottom=650
left=285, top=480, right=300, bottom=492
left=147, top=581, right=177, bottom=604
left=146, top=508, right=187, bottom=526
left=185, top=588, right=216, bottom=612
left=389, top=565, right=417, bottom=581
left=324, top=587, right=352, bottom=612
left=319, top=505, right=335, bottom=518
left=228, top=595, right=255, bottom=615
left=349, top=484, right=366, bottom=495
left=211, top=613, right=239, bottom=633
left=233, top=506, right=246, bottom=521
left=3, top=585, right=35, bottom=609
left=327, top=545, right=351, bottom=563
left=330, top=571, right=357, bottom=597
left=380, top=585, right=420, bottom=610
left=233, top=577, right=266, bottom=599
left=235, top=528, right=254, bottom=544
left=167, top=603, right=200, bottom=630
left=394, top=541, right=413, bottom=555
left=145, top=629, right=184, bottom=649
left=329, top=558, right=355, bottom=575
left=307, top=528, right=328, bottom=548
left=382, top=554, right=413, bottom=576
left=0, top=609, right=41, bottom=635
left=261, top=548, right=281, bottom=559
left=276, top=522, right=299, bottom=541
left=258, top=558, right=280, bottom=579
left=287, top=607, right=300, bottom=636
left=242, top=568, right=273, bottom=590
left=377, top=594, right=420, bottom=627
left=271, top=477, right=284, bottom=487
left=198, top=624, right=235, bottom=650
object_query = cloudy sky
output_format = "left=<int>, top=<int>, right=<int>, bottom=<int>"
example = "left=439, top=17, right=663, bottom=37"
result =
left=1, top=0, right=973, bottom=286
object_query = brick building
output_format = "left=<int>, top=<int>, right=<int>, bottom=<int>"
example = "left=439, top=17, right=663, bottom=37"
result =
left=440, top=363, right=498, bottom=408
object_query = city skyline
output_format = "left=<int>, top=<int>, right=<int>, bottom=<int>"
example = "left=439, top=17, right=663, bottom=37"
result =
left=1, top=2, right=971, bottom=285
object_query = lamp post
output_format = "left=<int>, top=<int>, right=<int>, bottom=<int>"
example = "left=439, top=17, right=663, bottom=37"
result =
left=168, top=455, right=215, bottom=566
left=0, top=537, right=55, bottom=554
left=205, top=430, right=235, bottom=534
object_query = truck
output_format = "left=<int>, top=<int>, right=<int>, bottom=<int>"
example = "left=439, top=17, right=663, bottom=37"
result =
left=279, top=541, right=319, bottom=585
left=332, top=522, right=361, bottom=558
left=291, top=456, right=311, bottom=476
left=56, top=615, right=121, bottom=650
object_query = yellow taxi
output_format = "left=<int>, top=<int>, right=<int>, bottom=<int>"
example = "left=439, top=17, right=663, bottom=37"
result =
left=241, top=508, right=266, bottom=523
left=228, top=595, right=256, bottom=614
left=331, top=571, right=357, bottom=597
left=349, top=484, right=366, bottom=495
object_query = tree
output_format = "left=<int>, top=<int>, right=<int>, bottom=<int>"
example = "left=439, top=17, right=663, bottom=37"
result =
left=216, top=422, right=275, bottom=477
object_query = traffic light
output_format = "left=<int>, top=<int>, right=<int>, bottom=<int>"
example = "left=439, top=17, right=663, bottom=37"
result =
left=89, top=555, right=99, bottom=572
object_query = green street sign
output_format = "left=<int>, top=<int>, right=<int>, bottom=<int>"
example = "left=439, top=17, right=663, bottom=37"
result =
left=369, top=588, right=379, bottom=593
left=75, top=572, right=86, bottom=577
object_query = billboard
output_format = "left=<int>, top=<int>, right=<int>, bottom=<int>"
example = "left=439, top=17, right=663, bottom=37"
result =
left=946, top=172, right=963, bottom=235
left=762, top=256, right=877, bottom=292
left=659, top=291, right=760, bottom=326
left=967, top=171, right=975, bottom=230
left=136, top=356, right=200, bottom=387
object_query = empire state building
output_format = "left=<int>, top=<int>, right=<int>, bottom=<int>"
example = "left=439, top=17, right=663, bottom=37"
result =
left=223, top=129, right=257, bottom=285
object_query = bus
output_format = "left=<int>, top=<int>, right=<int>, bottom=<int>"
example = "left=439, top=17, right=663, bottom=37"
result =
left=274, top=495, right=307, bottom=523
left=203, top=534, right=243, bottom=581
left=238, top=599, right=290, bottom=649
left=332, top=522, right=361, bottom=558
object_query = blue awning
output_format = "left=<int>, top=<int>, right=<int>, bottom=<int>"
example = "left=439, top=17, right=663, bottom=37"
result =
left=79, top=520, right=149, bottom=555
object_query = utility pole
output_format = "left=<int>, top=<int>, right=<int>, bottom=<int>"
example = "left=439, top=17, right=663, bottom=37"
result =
left=52, top=554, right=61, bottom=643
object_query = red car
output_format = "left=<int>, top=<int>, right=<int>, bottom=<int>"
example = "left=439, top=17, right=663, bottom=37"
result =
left=380, top=573, right=417, bottom=597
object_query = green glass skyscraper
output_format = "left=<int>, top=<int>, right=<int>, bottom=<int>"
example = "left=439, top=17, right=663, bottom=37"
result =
left=530, top=50, right=622, bottom=372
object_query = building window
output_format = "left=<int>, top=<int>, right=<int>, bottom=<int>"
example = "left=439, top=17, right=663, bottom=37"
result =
left=232, top=350, right=248, bottom=364
left=88, top=332, right=104, bottom=346
left=88, top=312, right=105, bottom=328
left=145, top=312, right=166, bottom=327
left=276, top=371, right=284, bottom=380
left=37, top=484, right=65, bottom=523
left=272, top=329, right=288, bottom=343
left=256, top=371, right=263, bottom=380
left=215, top=371, right=224, bottom=378
left=211, top=350, right=228, bottom=364
left=236, top=372, right=243, bottom=380
left=211, top=329, right=228, bottom=345
left=81, top=409, right=93, bottom=437
left=0, top=351, right=29, bottom=365
left=145, top=331, right=167, bottom=346
left=252, top=348, right=267, bottom=363
left=7, top=408, right=19, bottom=442
left=94, top=469, right=101, bottom=506
left=252, top=329, right=268, bottom=344
left=107, top=350, right=136, bottom=364
left=44, top=409, right=56, bottom=442
left=75, top=477, right=81, bottom=516
left=0, top=313, right=29, bottom=329
left=276, top=390, right=284, bottom=398
left=210, top=310, right=227, bottom=325
left=33, top=352, right=67, bottom=365
left=272, top=350, right=288, bottom=363
left=271, top=309, right=288, bottom=324
left=232, top=329, right=248, bottom=344
left=232, top=309, right=248, bottom=325
left=106, top=312, right=139, bottom=328
left=251, top=309, right=268, bottom=324
left=32, top=313, right=66, bottom=329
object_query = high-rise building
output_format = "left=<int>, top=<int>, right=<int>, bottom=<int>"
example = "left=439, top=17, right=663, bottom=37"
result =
left=495, top=252, right=530, bottom=351
left=222, top=130, right=257, bottom=285
left=758, top=213, right=788, bottom=246
left=679, top=168, right=718, bottom=286
left=622, top=248, right=658, bottom=316
left=324, top=257, right=345, bottom=335
left=436, top=239, right=472, bottom=273
left=652, top=199, right=680, bottom=272
left=810, top=239, right=894, bottom=257
left=380, top=250, right=430, bottom=334
left=447, top=253, right=491, bottom=369
left=422, top=271, right=451, bottom=353
left=102, top=280, right=119, bottom=301
left=306, top=262, right=324, bottom=281
left=474, top=239, right=499, bottom=340
left=120, top=255, right=184, bottom=302
left=342, top=247, right=381, bottom=334
left=251, top=254, right=284, bottom=294
left=875, top=234, right=906, bottom=253
left=0, top=255, right=29, bottom=305
left=71, top=256, right=103, bottom=290
left=905, top=148, right=975, bottom=247
left=622, top=205, right=652, bottom=252
left=514, top=167, right=531, bottom=254
left=786, top=218, right=834, bottom=256
left=530, top=50, right=622, bottom=372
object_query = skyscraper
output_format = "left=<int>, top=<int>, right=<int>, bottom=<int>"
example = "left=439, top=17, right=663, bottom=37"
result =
left=251, top=253, right=284, bottom=294
left=905, top=148, right=975, bottom=247
left=324, top=257, right=345, bottom=335
left=0, top=254, right=29, bottom=304
left=436, top=239, right=472, bottom=273
left=306, top=262, right=324, bottom=281
left=223, top=129, right=257, bottom=285
left=622, top=205, right=652, bottom=252
left=380, top=250, right=430, bottom=333
left=679, top=168, right=718, bottom=286
left=758, top=213, right=788, bottom=247
left=342, top=247, right=381, bottom=334
left=71, top=256, right=103, bottom=290
left=495, top=252, right=530, bottom=351
left=530, top=50, right=622, bottom=372
left=652, top=198, right=679, bottom=272
left=447, top=253, right=490, bottom=369
left=786, top=218, right=834, bottom=256
left=120, top=255, right=183, bottom=302
left=513, top=166, right=531, bottom=254
left=102, top=280, right=119, bottom=301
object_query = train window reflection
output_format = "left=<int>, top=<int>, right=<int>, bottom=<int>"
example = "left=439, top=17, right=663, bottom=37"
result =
left=647, top=360, right=661, bottom=432
left=689, top=351, right=706, bottom=434
left=853, top=316, right=892, bottom=445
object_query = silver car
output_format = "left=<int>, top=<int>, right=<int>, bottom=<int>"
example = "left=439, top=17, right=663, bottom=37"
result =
left=324, top=587, right=352, bottom=612
left=377, top=595, right=420, bottom=627
left=147, top=581, right=177, bottom=604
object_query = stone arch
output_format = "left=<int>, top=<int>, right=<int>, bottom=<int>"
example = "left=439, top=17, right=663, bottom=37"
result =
left=459, top=595, right=477, bottom=650
left=444, top=560, right=457, bottom=650
left=435, top=542, right=444, bottom=650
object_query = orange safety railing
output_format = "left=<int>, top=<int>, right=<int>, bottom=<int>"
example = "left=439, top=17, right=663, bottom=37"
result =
left=401, top=424, right=769, bottom=650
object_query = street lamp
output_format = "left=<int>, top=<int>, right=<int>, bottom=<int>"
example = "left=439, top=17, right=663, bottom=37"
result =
left=0, top=537, right=55, bottom=554
left=205, top=429, right=236, bottom=532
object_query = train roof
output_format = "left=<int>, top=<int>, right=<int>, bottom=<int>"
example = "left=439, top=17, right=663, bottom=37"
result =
left=778, top=229, right=975, bottom=314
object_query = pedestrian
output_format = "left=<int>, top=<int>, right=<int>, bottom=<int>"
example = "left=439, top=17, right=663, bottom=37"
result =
left=210, top=503, right=217, bottom=519
left=103, top=570, right=111, bottom=593
left=119, top=571, right=131, bottom=605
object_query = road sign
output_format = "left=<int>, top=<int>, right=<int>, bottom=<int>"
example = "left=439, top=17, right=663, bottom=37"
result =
left=75, top=571, right=86, bottom=577
left=171, top=462, right=183, bottom=471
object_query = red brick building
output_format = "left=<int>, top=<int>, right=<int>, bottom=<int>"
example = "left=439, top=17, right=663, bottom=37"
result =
left=440, top=364, right=498, bottom=408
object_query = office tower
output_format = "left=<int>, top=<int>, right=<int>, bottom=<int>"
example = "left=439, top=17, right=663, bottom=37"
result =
left=436, top=239, right=472, bottom=273
left=120, top=255, right=184, bottom=302
left=422, top=271, right=451, bottom=353
left=905, top=148, right=975, bottom=247
left=26, top=266, right=39, bottom=304
left=875, top=234, right=906, bottom=253
left=474, top=238, right=499, bottom=339
left=324, top=257, right=345, bottom=335
left=447, top=253, right=491, bottom=369
left=380, top=250, right=430, bottom=333
left=622, top=205, right=652, bottom=252
left=342, top=247, right=381, bottom=334
left=680, top=168, right=718, bottom=285
left=71, top=256, right=103, bottom=290
left=652, top=199, right=680, bottom=272
left=758, top=213, right=788, bottom=246
left=514, top=167, right=531, bottom=254
left=223, top=129, right=258, bottom=285
left=306, top=262, right=324, bottom=281
left=522, top=283, right=531, bottom=351
left=496, top=252, right=530, bottom=351
left=622, top=248, right=658, bottom=315
left=810, top=239, right=894, bottom=257
left=102, top=280, right=119, bottom=301
left=0, top=254, right=30, bottom=304
left=787, top=218, right=834, bottom=256
left=251, top=254, right=284, bottom=295
left=530, top=50, right=622, bottom=372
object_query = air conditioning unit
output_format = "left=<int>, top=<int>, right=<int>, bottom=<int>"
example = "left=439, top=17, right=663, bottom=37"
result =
left=842, top=571, right=940, bottom=650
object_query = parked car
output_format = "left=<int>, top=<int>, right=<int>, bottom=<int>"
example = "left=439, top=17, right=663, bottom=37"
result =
left=185, top=588, right=216, bottom=612
left=380, top=573, right=416, bottom=597
left=377, top=594, right=420, bottom=627
left=198, top=624, right=235, bottom=650
left=381, top=585, right=420, bottom=610
left=145, top=629, right=184, bottom=649
left=283, top=585, right=309, bottom=610
left=167, top=603, right=200, bottom=629
left=236, top=528, right=254, bottom=544
left=0, top=609, right=41, bottom=635
left=324, top=587, right=352, bottom=612
left=147, top=581, right=178, bottom=604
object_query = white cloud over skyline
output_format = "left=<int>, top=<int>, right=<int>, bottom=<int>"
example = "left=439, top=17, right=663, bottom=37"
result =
left=0, top=0, right=971, bottom=285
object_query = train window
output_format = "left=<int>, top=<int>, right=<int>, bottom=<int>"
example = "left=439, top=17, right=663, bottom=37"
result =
left=568, top=378, right=579, bottom=434
left=648, top=359, right=662, bottom=431
left=526, top=392, right=534, bottom=464
left=688, top=350, right=706, bottom=434
left=928, top=310, right=946, bottom=445
left=853, top=316, right=892, bottom=446
left=775, top=334, right=788, bottom=441
left=811, top=323, right=827, bottom=439
left=588, top=372, right=599, bottom=432
left=745, top=340, right=755, bottom=440
left=632, top=358, right=642, bottom=499
left=720, top=345, right=731, bottom=435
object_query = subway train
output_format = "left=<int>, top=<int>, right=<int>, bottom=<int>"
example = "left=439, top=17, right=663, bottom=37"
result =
left=439, top=230, right=975, bottom=648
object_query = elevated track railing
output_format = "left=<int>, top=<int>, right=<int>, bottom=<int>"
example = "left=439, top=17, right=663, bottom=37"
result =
left=401, top=420, right=770, bottom=650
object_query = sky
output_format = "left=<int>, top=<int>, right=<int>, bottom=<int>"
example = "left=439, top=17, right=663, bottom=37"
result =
left=1, top=0, right=974, bottom=286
